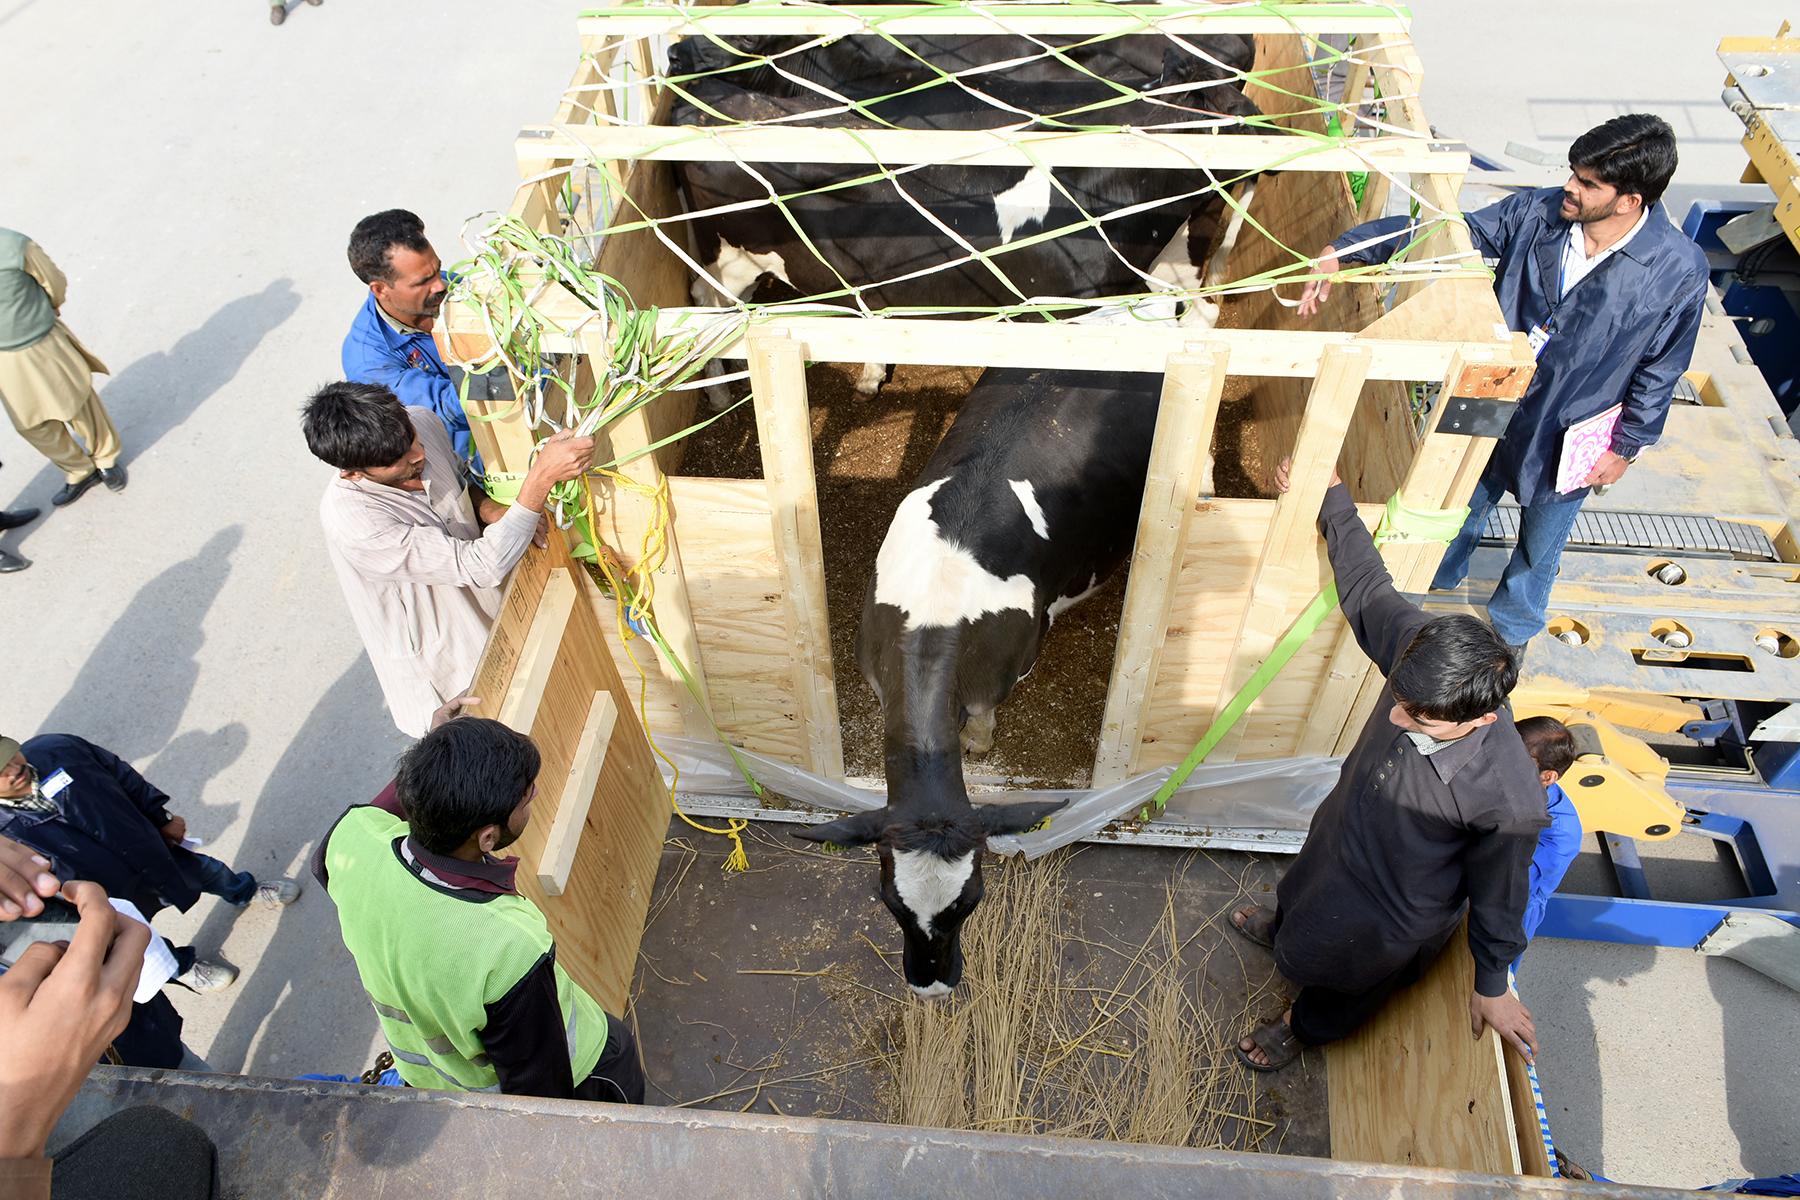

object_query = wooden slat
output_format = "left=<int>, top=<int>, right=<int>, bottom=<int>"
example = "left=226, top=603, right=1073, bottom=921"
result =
left=467, top=538, right=669, bottom=1015
left=520, top=125, right=1467, bottom=175
left=498, top=567, right=579, bottom=734
left=1093, top=343, right=1231, bottom=785
left=1504, top=1043, right=1555, bottom=1178
left=749, top=332, right=845, bottom=778
left=579, top=6, right=1415, bottom=38
left=537, top=691, right=621, bottom=897
left=1327, top=921, right=1523, bottom=1173
left=1209, top=343, right=1371, bottom=762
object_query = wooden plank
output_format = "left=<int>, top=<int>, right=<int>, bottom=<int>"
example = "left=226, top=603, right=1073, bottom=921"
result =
left=520, top=125, right=1469, bottom=175
left=1209, top=343, right=1370, bottom=762
left=749, top=331, right=845, bottom=778
left=1326, top=921, right=1522, bottom=1174
left=441, top=303, right=1506, bottom=377
left=537, top=691, right=621, bottom=897
left=578, top=6, right=1416, bottom=38
left=497, top=567, right=578, bottom=734
left=467, top=537, right=669, bottom=1015
left=1093, top=343, right=1231, bottom=785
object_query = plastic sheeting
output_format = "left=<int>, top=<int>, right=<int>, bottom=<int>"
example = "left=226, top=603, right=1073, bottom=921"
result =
left=658, top=736, right=1341, bottom=860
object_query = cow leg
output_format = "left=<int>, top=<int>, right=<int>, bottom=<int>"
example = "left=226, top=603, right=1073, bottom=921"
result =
left=854, top=361, right=891, bottom=397
left=961, top=708, right=997, bottom=756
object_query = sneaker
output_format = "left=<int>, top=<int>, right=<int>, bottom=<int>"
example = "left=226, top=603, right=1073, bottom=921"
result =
left=251, top=878, right=302, bottom=908
left=179, top=958, right=239, bottom=993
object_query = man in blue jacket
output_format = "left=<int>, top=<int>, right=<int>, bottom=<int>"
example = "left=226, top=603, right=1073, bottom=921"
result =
left=0, top=732, right=300, bottom=998
left=342, top=209, right=483, bottom=467
left=1298, top=114, right=1710, bottom=652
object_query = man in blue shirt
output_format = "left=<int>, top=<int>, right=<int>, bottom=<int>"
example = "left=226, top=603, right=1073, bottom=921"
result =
left=343, top=210, right=479, bottom=467
left=1514, top=716, right=1583, bottom=944
left=1298, top=115, right=1710, bottom=653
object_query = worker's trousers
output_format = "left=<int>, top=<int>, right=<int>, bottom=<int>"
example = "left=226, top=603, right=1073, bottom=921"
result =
left=1286, top=926, right=1455, bottom=1047
left=573, top=1012, right=648, bottom=1105
left=1429, top=461, right=1587, bottom=646
left=13, top=386, right=123, bottom=482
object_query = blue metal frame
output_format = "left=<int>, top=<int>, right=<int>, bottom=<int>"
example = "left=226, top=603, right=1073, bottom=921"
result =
left=1539, top=780, right=1800, bottom=948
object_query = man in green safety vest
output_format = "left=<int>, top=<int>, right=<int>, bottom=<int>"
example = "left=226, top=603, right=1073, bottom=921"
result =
left=313, top=709, right=645, bottom=1102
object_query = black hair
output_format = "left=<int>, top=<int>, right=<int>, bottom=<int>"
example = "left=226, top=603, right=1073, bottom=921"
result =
left=1389, top=614, right=1518, bottom=724
left=1569, top=114, right=1678, bottom=207
left=302, top=381, right=414, bottom=471
left=396, top=718, right=541, bottom=855
left=1516, top=716, right=1578, bottom=777
left=348, top=209, right=430, bottom=285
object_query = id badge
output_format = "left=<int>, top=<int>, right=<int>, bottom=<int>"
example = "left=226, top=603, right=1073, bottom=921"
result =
left=40, top=769, right=72, bottom=799
left=1527, top=323, right=1553, bottom=358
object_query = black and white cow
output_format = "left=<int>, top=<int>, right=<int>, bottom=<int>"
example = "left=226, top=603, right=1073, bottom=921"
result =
left=795, top=367, right=1163, bottom=996
left=667, top=34, right=1261, bottom=393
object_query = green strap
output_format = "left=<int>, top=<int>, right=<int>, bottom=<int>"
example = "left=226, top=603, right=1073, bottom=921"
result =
left=483, top=470, right=527, bottom=505
left=1144, top=492, right=1469, bottom=816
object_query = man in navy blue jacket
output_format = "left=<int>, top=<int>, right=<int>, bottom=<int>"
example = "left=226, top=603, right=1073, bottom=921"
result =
left=1298, top=114, right=1710, bottom=652
left=0, top=733, right=300, bottom=1003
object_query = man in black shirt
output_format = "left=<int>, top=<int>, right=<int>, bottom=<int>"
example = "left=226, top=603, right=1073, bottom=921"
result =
left=1232, top=466, right=1546, bottom=1071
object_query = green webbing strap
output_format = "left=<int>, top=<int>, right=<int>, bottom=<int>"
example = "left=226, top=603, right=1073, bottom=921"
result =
left=1144, top=492, right=1469, bottom=816
left=483, top=470, right=526, bottom=505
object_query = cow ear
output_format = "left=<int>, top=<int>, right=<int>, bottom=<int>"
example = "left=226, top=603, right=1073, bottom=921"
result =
left=975, top=799, right=1069, bottom=838
left=792, top=809, right=887, bottom=848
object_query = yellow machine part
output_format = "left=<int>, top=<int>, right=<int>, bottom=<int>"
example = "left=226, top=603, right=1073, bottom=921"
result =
left=1722, top=26, right=1800, bottom=257
left=1512, top=701, right=1686, bottom=843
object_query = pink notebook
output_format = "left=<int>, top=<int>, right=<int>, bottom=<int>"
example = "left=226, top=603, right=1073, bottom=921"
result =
left=1555, top=403, right=1622, bottom=494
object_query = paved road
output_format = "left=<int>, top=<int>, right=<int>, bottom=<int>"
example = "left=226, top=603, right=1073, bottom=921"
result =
left=0, top=0, right=1793, bottom=1187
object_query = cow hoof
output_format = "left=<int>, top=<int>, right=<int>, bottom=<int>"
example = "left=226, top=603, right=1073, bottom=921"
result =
left=854, top=361, right=888, bottom=397
left=704, top=385, right=735, bottom=413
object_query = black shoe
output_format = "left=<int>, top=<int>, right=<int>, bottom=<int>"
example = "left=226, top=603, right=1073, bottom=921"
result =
left=0, top=508, right=39, bottom=532
left=50, top=472, right=101, bottom=507
left=0, top=550, right=28, bottom=574
left=100, top=464, right=128, bottom=492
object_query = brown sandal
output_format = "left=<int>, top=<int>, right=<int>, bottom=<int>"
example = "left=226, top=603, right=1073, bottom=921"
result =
left=1230, top=903, right=1278, bottom=949
left=1236, top=1014, right=1303, bottom=1073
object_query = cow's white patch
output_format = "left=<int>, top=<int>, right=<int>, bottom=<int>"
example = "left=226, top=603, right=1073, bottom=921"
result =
left=874, top=479, right=1035, bottom=630
left=893, top=848, right=976, bottom=938
left=911, top=981, right=954, bottom=1000
left=854, top=361, right=888, bottom=396
left=699, top=238, right=792, bottom=303
left=1007, top=479, right=1049, bottom=540
left=1046, top=573, right=1101, bottom=627
left=992, top=167, right=1053, bottom=245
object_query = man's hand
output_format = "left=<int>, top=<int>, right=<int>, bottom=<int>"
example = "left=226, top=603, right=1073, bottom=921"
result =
left=1470, top=989, right=1537, bottom=1061
left=0, top=837, right=60, bottom=921
left=0, top=881, right=149, bottom=1160
left=476, top=496, right=509, bottom=527
left=1585, top=450, right=1631, bottom=488
left=516, top=431, right=599, bottom=514
left=1296, top=245, right=1341, bottom=319
left=1273, top=456, right=1341, bottom=494
left=530, top=431, right=597, bottom=486
left=158, top=816, right=187, bottom=846
left=429, top=692, right=483, bottom=731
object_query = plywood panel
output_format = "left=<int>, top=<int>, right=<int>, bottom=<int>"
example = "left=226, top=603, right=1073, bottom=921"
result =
left=1133, top=498, right=1386, bottom=769
left=467, top=537, right=668, bottom=1015
left=1327, top=921, right=1522, bottom=1174
left=668, top=476, right=809, bottom=766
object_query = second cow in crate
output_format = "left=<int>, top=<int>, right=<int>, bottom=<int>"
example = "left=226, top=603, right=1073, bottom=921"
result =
left=796, top=367, right=1162, bottom=996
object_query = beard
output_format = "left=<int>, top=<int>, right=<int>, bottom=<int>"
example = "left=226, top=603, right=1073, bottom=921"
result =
left=1561, top=191, right=1619, bottom=224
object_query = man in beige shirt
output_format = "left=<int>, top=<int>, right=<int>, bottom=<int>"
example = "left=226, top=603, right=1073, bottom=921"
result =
left=304, top=381, right=594, bottom=736
left=0, top=228, right=126, bottom=509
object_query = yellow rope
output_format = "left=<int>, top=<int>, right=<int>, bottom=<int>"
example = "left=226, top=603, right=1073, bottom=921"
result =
left=583, top=473, right=752, bottom=873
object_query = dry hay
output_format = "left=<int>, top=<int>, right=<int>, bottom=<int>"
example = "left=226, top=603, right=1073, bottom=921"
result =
left=882, top=852, right=1279, bottom=1151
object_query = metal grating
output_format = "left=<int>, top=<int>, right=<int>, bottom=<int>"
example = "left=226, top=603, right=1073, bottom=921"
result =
left=1482, top=506, right=1779, bottom=560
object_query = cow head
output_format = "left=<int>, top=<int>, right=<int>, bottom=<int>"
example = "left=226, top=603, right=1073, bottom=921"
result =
left=794, top=799, right=1067, bottom=997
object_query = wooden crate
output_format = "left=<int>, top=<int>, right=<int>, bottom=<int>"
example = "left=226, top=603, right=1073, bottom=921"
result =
left=441, top=3, right=1550, bottom=1179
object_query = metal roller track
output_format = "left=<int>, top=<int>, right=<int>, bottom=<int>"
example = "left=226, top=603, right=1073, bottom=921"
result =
left=1482, top=506, right=1778, bottom=560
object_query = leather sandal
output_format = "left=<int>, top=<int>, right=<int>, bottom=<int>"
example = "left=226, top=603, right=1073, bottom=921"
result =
left=1230, top=903, right=1278, bottom=949
left=1236, top=1014, right=1303, bottom=1073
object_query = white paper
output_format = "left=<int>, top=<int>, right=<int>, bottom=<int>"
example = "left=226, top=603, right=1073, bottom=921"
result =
left=179, top=836, right=205, bottom=850
left=107, top=898, right=180, bottom=1004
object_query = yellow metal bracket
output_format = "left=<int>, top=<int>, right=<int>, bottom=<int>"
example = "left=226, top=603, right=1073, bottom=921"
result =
left=1512, top=701, right=1686, bottom=843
